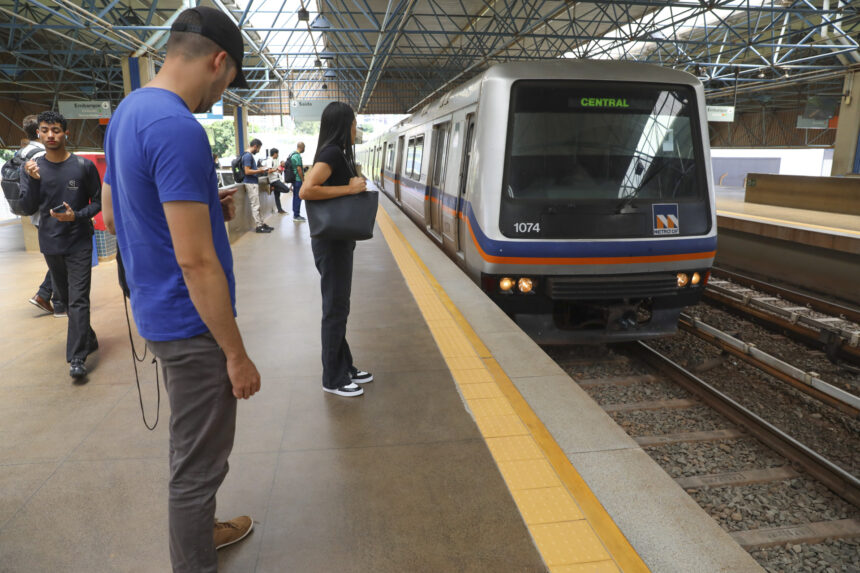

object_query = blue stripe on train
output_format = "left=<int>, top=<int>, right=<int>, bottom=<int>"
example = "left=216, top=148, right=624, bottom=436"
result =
left=388, top=175, right=718, bottom=259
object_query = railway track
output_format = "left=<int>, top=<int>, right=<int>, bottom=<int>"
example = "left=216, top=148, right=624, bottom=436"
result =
left=705, top=268, right=860, bottom=366
left=677, top=313, right=860, bottom=418
left=545, top=342, right=860, bottom=571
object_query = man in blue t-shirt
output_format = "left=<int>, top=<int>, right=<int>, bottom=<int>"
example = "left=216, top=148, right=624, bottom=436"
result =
left=240, top=138, right=273, bottom=233
left=102, top=7, right=260, bottom=570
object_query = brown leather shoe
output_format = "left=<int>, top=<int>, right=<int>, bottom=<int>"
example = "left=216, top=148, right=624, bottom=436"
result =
left=214, top=516, right=254, bottom=550
left=28, top=294, right=53, bottom=314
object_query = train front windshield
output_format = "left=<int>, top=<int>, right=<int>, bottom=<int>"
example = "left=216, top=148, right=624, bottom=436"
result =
left=500, top=80, right=710, bottom=239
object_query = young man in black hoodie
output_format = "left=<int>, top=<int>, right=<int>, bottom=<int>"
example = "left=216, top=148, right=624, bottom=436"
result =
left=19, top=111, right=101, bottom=379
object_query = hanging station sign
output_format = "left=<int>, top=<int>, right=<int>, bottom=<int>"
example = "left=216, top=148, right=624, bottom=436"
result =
left=58, top=100, right=112, bottom=120
left=193, top=100, right=224, bottom=121
left=706, top=105, right=735, bottom=122
left=289, top=99, right=336, bottom=122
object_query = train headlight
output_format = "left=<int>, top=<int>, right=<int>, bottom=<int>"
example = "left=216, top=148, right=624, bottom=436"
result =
left=518, top=277, right=534, bottom=294
left=499, top=277, right=514, bottom=292
left=691, top=272, right=701, bottom=285
left=677, top=273, right=689, bottom=288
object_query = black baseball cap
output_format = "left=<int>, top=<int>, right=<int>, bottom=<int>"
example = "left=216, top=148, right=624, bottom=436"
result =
left=170, top=6, right=249, bottom=89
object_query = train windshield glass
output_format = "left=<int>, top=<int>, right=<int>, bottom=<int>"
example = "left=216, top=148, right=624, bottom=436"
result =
left=503, top=81, right=704, bottom=204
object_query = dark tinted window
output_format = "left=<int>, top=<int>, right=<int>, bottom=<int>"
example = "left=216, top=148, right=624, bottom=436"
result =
left=500, top=80, right=710, bottom=239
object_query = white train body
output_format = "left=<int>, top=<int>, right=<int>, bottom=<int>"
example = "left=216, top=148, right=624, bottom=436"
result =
left=359, top=60, right=717, bottom=342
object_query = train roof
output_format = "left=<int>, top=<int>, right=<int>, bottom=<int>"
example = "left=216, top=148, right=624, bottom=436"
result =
left=374, top=60, right=703, bottom=140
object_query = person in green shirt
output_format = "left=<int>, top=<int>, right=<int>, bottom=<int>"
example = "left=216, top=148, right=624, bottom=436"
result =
left=288, top=142, right=305, bottom=222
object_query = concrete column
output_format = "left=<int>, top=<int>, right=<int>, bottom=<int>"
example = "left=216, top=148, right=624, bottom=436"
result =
left=120, top=56, right=155, bottom=96
left=234, top=105, right=249, bottom=154
left=831, top=72, right=860, bottom=176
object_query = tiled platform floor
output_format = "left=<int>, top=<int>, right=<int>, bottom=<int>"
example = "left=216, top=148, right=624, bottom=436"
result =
left=0, top=214, right=546, bottom=572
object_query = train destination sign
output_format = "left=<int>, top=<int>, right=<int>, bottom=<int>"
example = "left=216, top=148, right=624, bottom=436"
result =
left=578, top=97, right=630, bottom=108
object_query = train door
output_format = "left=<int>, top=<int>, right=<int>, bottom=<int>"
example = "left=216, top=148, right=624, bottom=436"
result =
left=428, top=122, right=450, bottom=240
left=456, top=115, right=476, bottom=255
left=394, top=136, right=405, bottom=203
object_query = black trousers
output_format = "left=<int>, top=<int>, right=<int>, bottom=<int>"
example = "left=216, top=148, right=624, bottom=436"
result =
left=44, top=247, right=96, bottom=362
left=311, top=237, right=355, bottom=389
left=271, top=180, right=289, bottom=212
left=36, top=269, right=57, bottom=303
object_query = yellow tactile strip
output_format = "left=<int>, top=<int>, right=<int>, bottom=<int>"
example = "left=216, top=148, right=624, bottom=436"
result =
left=376, top=206, right=650, bottom=573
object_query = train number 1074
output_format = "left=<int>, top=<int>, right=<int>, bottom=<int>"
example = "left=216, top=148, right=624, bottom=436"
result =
left=513, top=222, right=541, bottom=234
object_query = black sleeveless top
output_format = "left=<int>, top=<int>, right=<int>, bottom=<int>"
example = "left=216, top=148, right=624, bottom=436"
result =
left=315, top=144, right=354, bottom=186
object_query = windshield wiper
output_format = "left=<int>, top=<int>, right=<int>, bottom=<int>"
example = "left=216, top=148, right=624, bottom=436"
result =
left=615, top=160, right=670, bottom=214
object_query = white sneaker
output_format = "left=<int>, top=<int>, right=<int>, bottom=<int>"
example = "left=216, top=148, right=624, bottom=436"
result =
left=323, top=382, right=364, bottom=397
left=350, top=369, right=373, bottom=384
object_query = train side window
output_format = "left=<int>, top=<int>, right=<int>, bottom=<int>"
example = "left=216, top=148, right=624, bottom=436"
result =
left=406, top=138, right=416, bottom=178
left=387, top=144, right=395, bottom=171
left=432, top=124, right=450, bottom=188
left=413, top=136, right=424, bottom=180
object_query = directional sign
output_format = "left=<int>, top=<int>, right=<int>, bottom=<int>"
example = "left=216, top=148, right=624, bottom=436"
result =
left=706, top=105, right=735, bottom=122
left=193, top=100, right=224, bottom=120
left=289, top=99, right=336, bottom=122
left=58, top=100, right=111, bottom=120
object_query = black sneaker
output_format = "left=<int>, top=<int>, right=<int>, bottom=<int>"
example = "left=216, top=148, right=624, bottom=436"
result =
left=292, top=215, right=306, bottom=222
left=263, top=223, right=274, bottom=230
left=255, top=226, right=272, bottom=233
left=53, top=303, right=67, bottom=318
left=350, top=368, right=373, bottom=384
left=323, top=382, right=364, bottom=397
left=70, top=359, right=87, bottom=379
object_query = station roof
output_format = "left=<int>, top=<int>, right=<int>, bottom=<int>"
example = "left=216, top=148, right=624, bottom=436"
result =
left=0, top=0, right=858, bottom=118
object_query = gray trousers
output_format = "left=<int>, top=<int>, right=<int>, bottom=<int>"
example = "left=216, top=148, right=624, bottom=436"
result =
left=146, top=332, right=237, bottom=573
left=311, top=237, right=355, bottom=389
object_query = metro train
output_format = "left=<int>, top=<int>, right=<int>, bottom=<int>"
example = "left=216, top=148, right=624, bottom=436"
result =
left=358, top=61, right=717, bottom=343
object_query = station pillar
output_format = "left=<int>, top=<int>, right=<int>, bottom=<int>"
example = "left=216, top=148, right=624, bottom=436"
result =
left=831, top=72, right=860, bottom=176
left=234, top=105, right=249, bottom=154
left=120, top=56, right=155, bottom=96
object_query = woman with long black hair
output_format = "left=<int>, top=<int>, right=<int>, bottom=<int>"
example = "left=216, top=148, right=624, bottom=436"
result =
left=299, top=101, right=373, bottom=397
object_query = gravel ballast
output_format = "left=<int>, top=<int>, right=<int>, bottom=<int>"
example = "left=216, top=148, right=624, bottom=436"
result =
left=689, top=478, right=860, bottom=532
left=645, top=438, right=787, bottom=478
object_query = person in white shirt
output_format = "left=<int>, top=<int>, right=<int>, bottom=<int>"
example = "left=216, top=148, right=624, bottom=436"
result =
left=262, top=148, right=289, bottom=214
left=18, top=114, right=60, bottom=316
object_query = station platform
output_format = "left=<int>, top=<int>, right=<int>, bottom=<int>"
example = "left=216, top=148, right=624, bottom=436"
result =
left=714, top=187, right=860, bottom=304
left=0, top=193, right=760, bottom=572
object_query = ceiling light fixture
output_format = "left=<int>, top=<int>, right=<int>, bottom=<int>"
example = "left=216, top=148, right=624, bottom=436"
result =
left=311, top=15, right=331, bottom=29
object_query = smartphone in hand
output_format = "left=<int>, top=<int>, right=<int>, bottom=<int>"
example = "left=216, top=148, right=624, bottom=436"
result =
left=51, top=204, right=68, bottom=213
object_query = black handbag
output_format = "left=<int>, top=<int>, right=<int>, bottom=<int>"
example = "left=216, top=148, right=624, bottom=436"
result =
left=306, top=147, right=378, bottom=241
left=306, top=190, right=379, bottom=241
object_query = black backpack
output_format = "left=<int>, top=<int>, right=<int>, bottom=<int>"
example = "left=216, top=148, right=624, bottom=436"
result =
left=2, top=146, right=44, bottom=215
left=283, top=152, right=299, bottom=184
left=231, top=152, right=247, bottom=183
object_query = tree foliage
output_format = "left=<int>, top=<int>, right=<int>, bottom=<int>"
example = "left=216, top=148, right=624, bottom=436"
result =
left=205, top=120, right=237, bottom=159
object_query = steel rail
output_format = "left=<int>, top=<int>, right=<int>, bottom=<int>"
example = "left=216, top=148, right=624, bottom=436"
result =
left=705, top=269, right=860, bottom=365
left=711, top=267, right=860, bottom=324
left=626, top=341, right=860, bottom=508
left=678, top=314, right=860, bottom=418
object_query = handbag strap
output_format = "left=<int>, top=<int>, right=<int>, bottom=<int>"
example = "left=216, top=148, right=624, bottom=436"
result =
left=342, top=148, right=357, bottom=178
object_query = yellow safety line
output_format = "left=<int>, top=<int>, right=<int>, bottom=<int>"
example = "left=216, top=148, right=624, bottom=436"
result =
left=376, top=206, right=649, bottom=573
left=717, top=209, right=860, bottom=237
